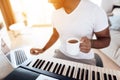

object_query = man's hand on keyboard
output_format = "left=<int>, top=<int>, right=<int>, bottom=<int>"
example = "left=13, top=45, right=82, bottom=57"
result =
left=30, top=48, right=44, bottom=55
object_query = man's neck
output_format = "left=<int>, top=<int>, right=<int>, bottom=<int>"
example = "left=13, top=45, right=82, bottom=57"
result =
left=63, top=0, right=80, bottom=14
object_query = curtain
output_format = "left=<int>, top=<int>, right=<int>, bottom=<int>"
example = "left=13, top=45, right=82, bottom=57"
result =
left=0, top=0, right=16, bottom=30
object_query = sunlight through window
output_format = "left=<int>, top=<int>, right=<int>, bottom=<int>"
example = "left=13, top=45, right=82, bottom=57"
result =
left=10, top=0, right=54, bottom=26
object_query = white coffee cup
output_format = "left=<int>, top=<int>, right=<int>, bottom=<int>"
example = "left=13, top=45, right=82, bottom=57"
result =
left=66, top=38, right=80, bottom=56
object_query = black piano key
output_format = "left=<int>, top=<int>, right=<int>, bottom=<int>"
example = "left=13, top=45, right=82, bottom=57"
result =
left=113, top=75, right=117, bottom=80
left=97, top=72, right=100, bottom=80
left=66, top=66, right=71, bottom=77
left=85, top=69, right=89, bottom=80
left=70, top=66, right=75, bottom=78
left=76, top=68, right=81, bottom=80
left=38, top=60, right=45, bottom=69
left=92, top=71, right=95, bottom=80
left=104, top=73, right=107, bottom=80
left=33, top=59, right=41, bottom=68
left=56, top=64, right=62, bottom=74
left=32, top=59, right=39, bottom=67
left=26, top=61, right=31, bottom=66
left=108, top=74, right=112, bottom=80
left=43, top=61, right=50, bottom=70
left=60, top=64, right=65, bottom=75
left=47, top=62, right=53, bottom=71
left=53, top=63, right=59, bottom=73
left=35, top=60, right=42, bottom=68
left=81, top=69, right=85, bottom=80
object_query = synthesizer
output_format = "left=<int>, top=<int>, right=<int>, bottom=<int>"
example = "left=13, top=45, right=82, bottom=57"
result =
left=4, top=56, right=120, bottom=80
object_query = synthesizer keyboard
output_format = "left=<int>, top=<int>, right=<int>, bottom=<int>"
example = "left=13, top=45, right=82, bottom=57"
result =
left=4, top=56, right=120, bottom=80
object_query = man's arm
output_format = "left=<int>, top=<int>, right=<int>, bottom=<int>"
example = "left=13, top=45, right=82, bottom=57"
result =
left=91, top=27, right=111, bottom=49
left=30, top=28, right=59, bottom=55
left=42, top=28, right=59, bottom=51
left=80, top=27, right=110, bottom=53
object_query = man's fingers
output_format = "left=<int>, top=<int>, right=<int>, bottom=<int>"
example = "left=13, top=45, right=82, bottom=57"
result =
left=30, top=48, right=41, bottom=55
left=80, top=36, right=91, bottom=53
left=80, top=37, right=88, bottom=43
left=80, top=49, right=90, bottom=53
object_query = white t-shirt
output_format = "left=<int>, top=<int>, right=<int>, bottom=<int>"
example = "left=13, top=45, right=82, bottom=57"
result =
left=52, top=0, right=108, bottom=59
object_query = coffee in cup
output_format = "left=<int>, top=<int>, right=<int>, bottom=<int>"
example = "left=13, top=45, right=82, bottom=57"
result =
left=66, top=38, right=80, bottom=56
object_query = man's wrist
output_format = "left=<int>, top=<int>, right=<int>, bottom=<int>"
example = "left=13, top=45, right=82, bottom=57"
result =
left=42, top=47, right=46, bottom=52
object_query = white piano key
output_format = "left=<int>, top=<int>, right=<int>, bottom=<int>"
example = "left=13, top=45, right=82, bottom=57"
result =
left=59, top=64, right=65, bottom=75
left=109, top=69, right=114, bottom=80
left=37, top=60, right=45, bottom=69
left=53, top=63, right=59, bottom=73
left=56, top=64, right=62, bottom=74
left=72, top=62, right=79, bottom=79
left=67, top=66, right=76, bottom=78
left=44, top=61, right=51, bottom=70
left=102, top=68, right=108, bottom=80
left=49, top=62, right=57, bottom=73
left=77, top=63, right=84, bottom=80
left=112, top=70, right=119, bottom=80
left=116, top=70, right=120, bottom=80
left=85, top=64, right=91, bottom=80
left=97, top=67, right=103, bottom=80
left=40, top=60, right=49, bottom=70
left=90, top=65, right=97, bottom=80
left=62, top=64, right=69, bottom=76
left=70, top=66, right=75, bottom=78
left=83, top=64, right=90, bottom=80
left=93, top=65, right=98, bottom=80
left=47, top=62, right=54, bottom=71
left=66, top=65, right=71, bottom=77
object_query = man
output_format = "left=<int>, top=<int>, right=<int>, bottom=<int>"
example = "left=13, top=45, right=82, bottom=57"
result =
left=30, top=0, right=111, bottom=66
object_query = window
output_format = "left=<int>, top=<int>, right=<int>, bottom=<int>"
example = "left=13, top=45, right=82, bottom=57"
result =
left=0, top=10, right=6, bottom=30
left=10, top=0, right=54, bottom=26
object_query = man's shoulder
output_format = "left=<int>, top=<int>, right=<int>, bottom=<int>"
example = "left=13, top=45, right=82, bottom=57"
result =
left=82, top=0, right=101, bottom=10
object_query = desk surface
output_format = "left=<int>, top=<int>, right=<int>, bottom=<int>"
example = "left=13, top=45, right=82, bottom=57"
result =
left=93, top=49, right=120, bottom=71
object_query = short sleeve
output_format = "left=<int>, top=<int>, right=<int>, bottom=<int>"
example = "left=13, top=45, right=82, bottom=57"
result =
left=93, top=7, right=109, bottom=32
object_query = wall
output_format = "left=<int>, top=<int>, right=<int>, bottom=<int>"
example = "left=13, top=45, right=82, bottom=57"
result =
left=114, top=0, right=120, bottom=4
